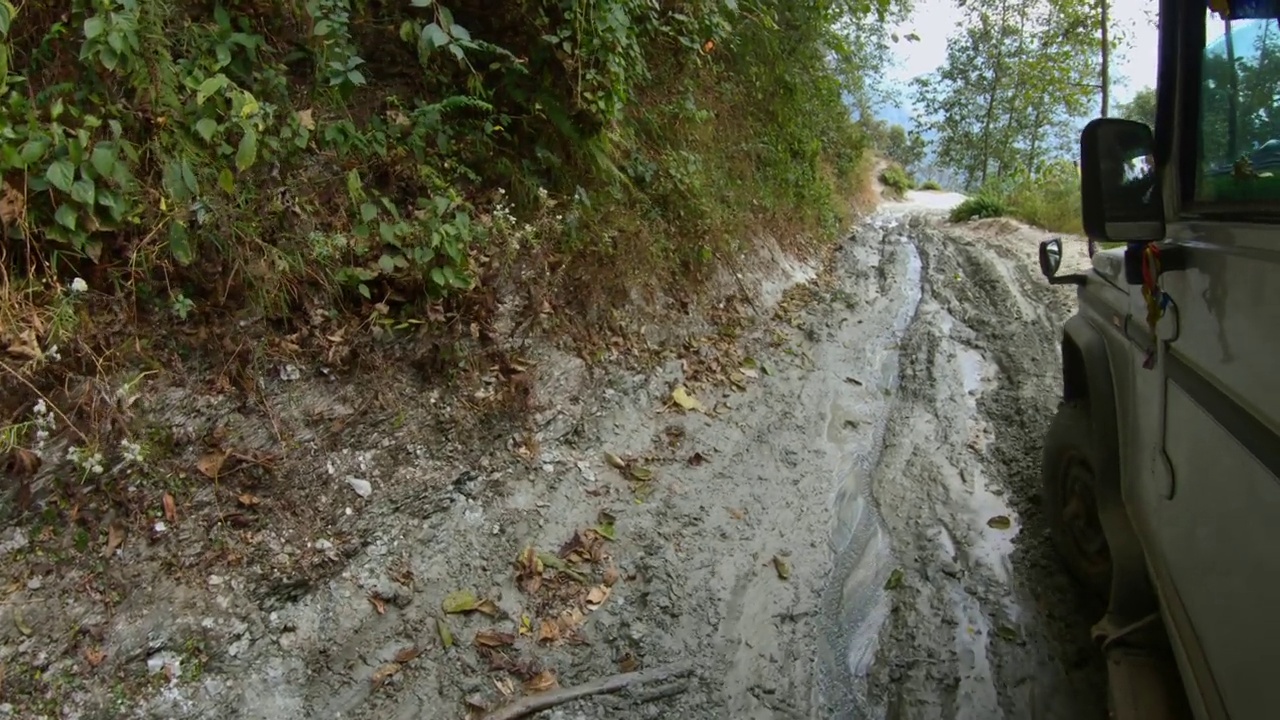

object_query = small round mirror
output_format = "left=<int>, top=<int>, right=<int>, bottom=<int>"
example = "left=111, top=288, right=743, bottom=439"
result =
left=1039, top=238, right=1063, bottom=278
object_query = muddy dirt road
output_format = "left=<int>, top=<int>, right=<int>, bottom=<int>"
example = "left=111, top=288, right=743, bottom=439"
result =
left=125, top=196, right=1105, bottom=720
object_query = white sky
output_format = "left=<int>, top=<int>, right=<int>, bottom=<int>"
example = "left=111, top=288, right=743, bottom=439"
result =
left=887, top=0, right=1161, bottom=109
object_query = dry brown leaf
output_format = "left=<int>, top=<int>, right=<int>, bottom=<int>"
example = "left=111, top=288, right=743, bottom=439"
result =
left=196, top=452, right=228, bottom=479
left=476, top=599, right=500, bottom=617
left=585, top=585, right=610, bottom=609
left=773, top=555, right=792, bottom=580
left=83, top=647, right=106, bottom=668
left=524, top=670, right=559, bottom=694
left=393, top=645, right=422, bottom=664
left=474, top=630, right=516, bottom=647
left=686, top=452, right=709, bottom=466
left=603, top=452, right=626, bottom=469
left=0, top=182, right=26, bottom=226
left=602, top=566, right=620, bottom=587
left=162, top=493, right=178, bottom=523
left=237, top=493, right=260, bottom=507
left=104, top=523, right=125, bottom=556
left=494, top=675, right=517, bottom=696
left=4, top=448, right=41, bottom=477
left=728, top=507, right=747, bottom=520
left=987, top=515, right=1013, bottom=530
left=369, top=595, right=387, bottom=615
left=296, top=108, right=316, bottom=131
left=536, top=619, right=561, bottom=644
left=370, top=662, right=402, bottom=688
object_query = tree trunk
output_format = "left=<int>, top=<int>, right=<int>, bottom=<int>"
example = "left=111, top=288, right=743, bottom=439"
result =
left=978, top=0, right=1013, bottom=186
left=1100, top=0, right=1110, bottom=116
left=1226, top=17, right=1239, bottom=158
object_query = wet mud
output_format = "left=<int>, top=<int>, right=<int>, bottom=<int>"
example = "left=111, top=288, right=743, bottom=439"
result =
left=119, top=197, right=1105, bottom=720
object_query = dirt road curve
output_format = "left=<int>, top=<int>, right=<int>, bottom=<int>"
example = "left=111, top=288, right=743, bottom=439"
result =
left=135, top=195, right=1104, bottom=720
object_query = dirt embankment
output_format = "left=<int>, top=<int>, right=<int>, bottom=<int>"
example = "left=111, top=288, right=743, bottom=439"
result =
left=0, top=195, right=1104, bottom=720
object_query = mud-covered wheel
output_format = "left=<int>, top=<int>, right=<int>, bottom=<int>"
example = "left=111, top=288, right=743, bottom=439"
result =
left=1042, top=400, right=1112, bottom=599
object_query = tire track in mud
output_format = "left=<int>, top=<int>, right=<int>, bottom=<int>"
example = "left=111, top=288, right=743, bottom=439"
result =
left=835, top=213, right=1106, bottom=720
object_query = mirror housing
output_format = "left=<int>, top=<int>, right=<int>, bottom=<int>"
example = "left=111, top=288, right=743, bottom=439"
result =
left=1039, top=238, right=1087, bottom=286
left=1039, top=238, right=1063, bottom=277
left=1080, top=118, right=1165, bottom=243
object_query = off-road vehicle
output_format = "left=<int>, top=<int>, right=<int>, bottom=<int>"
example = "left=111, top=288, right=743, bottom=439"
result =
left=1036, top=0, right=1280, bottom=718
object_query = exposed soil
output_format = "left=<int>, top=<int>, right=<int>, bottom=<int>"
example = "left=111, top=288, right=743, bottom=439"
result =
left=0, top=193, right=1106, bottom=720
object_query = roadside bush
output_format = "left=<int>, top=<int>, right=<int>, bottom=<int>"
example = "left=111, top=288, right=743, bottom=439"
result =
left=920, top=179, right=942, bottom=190
left=950, top=194, right=1009, bottom=222
left=950, top=160, right=1081, bottom=232
left=879, top=163, right=916, bottom=198
left=0, top=1, right=902, bottom=338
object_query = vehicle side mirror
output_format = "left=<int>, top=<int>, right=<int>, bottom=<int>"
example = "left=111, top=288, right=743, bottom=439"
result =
left=1038, top=237, right=1087, bottom=286
left=1079, top=118, right=1165, bottom=243
left=1039, top=238, right=1063, bottom=278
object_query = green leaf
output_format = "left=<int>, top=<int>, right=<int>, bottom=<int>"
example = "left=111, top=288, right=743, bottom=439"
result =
left=0, top=2, right=12, bottom=35
left=89, top=145, right=115, bottom=177
left=430, top=267, right=445, bottom=286
left=70, top=179, right=95, bottom=205
left=313, top=19, right=333, bottom=36
left=97, top=190, right=124, bottom=221
left=360, top=203, right=379, bottom=222
left=218, top=168, right=235, bottom=194
left=358, top=283, right=371, bottom=299
left=19, top=139, right=49, bottom=166
left=378, top=254, right=397, bottom=273
left=181, top=162, right=198, bottom=195
left=54, top=204, right=78, bottom=230
left=46, top=160, right=76, bottom=193
left=235, top=128, right=258, bottom=171
left=422, top=23, right=449, bottom=50
left=83, top=16, right=105, bottom=40
left=196, top=75, right=229, bottom=105
left=169, top=222, right=193, bottom=265
left=411, top=0, right=433, bottom=5
left=195, top=118, right=218, bottom=141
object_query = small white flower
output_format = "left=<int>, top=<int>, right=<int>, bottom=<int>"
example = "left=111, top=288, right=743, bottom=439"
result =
left=70, top=277, right=88, bottom=294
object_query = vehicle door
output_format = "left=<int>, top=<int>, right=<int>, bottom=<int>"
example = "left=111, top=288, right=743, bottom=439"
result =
left=1142, top=3, right=1280, bottom=718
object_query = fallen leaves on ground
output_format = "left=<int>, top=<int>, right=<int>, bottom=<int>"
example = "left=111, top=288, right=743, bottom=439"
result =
left=369, top=594, right=387, bottom=615
left=524, top=670, right=559, bottom=693
left=995, top=624, right=1019, bottom=642
left=370, top=662, right=402, bottom=688
left=670, top=386, right=706, bottom=412
left=628, top=465, right=654, bottom=481
left=618, top=651, right=640, bottom=672
left=474, top=629, right=516, bottom=648
left=515, top=546, right=546, bottom=593
left=104, top=523, right=125, bottom=556
left=83, top=647, right=106, bottom=668
left=585, top=584, right=610, bottom=609
left=884, top=568, right=905, bottom=590
left=603, top=451, right=626, bottom=469
left=772, top=555, right=791, bottom=580
left=594, top=510, right=617, bottom=540
left=162, top=493, right=178, bottom=523
left=196, top=452, right=228, bottom=479
left=602, top=565, right=620, bottom=586
left=987, top=515, right=1012, bottom=530
left=442, top=589, right=499, bottom=616
left=237, top=493, right=261, bottom=508
left=394, top=645, right=422, bottom=663
left=687, top=451, right=709, bottom=466
left=437, top=618, right=454, bottom=648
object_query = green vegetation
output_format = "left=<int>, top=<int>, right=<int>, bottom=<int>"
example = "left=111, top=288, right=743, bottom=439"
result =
left=919, top=179, right=942, bottom=191
left=948, top=160, right=1081, bottom=233
left=878, top=163, right=916, bottom=198
left=914, top=0, right=1116, bottom=233
left=0, top=0, right=902, bottom=347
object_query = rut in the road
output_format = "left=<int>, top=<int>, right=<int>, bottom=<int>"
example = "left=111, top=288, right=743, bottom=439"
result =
left=844, top=217, right=1106, bottom=720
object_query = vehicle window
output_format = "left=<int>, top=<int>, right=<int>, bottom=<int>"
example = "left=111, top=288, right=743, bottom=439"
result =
left=1196, top=3, right=1280, bottom=205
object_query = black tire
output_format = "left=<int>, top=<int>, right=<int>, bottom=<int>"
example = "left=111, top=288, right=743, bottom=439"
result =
left=1042, top=400, right=1113, bottom=600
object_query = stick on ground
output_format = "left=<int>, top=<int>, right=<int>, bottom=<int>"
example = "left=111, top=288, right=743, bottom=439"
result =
left=481, top=661, right=696, bottom=720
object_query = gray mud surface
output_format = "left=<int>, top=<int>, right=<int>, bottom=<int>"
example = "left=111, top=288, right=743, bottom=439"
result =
left=3, top=199, right=1106, bottom=720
